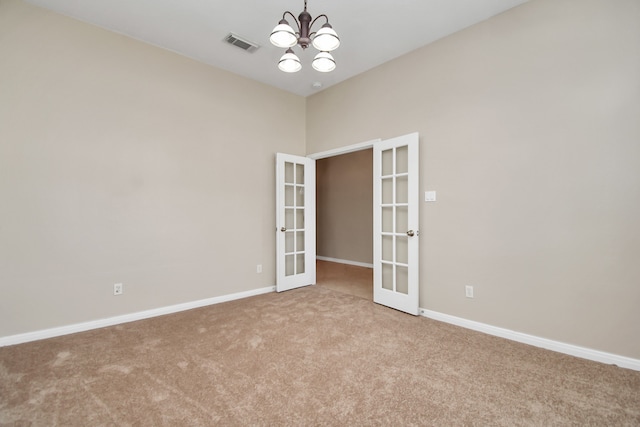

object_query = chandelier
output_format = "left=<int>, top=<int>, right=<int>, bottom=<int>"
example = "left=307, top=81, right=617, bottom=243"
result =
left=269, top=0, right=340, bottom=73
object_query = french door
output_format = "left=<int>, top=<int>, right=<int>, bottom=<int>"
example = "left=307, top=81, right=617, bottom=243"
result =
left=373, top=133, right=420, bottom=315
left=275, top=153, right=316, bottom=292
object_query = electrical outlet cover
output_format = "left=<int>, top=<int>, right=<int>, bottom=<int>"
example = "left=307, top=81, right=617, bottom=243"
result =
left=465, top=285, right=474, bottom=298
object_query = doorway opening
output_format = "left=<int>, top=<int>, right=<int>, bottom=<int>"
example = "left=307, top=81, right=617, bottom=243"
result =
left=315, top=148, right=374, bottom=300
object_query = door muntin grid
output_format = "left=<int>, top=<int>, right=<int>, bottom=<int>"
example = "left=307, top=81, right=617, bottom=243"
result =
left=284, top=161, right=305, bottom=276
left=380, top=146, right=409, bottom=294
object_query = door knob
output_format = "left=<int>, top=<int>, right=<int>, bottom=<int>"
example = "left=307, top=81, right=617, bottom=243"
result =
left=281, top=227, right=287, bottom=232
left=406, top=230, right=415, bottom=237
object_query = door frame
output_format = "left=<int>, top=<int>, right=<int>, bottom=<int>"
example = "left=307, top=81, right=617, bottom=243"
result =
left=308, top=139, right=381, bottom=162
left=308, top=139, right=380, bottom=283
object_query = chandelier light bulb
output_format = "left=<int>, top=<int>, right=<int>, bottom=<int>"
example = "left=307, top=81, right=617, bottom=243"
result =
left=312, top=51, right=336, bottom=72
left=270, top=20, right=297, bottom=48
left=312, top=24, right=340, bottom=52
left=279, top=48, right=302, bottom=73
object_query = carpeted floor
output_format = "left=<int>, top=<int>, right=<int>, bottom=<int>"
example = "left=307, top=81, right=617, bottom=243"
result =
left=1, top=286, right=639, bottom=426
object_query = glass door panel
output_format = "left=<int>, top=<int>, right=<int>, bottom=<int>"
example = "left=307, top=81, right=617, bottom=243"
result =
left=382, top=207, right=393, bottom=233
left=396, top=206, right=408, bottom=232
left=382, top=178, right=394, bottom=204
left=285, top=209, right=294, bottom=230
left=296, top=209, right=305, bottom=230
left=296, top=187, right=305, bottom=206
left=296, top=163, right=305, bottom=184
left=382, top=235, right=393, bottom=262
left=396, top=176, right=408, bottom=204
left=396, top=237, right=408, bottom=264
left=296, top=231, right=305, bottom=251
left=382, top=264, right=393, bottom=290
left=382, top=149, right=394, bottom=176
left=285, top=254, right=295, bottom=276
left=396, top=266, right=409, bottom=295
left=396, top=146, right=408, bottom=174
left=285, top=162, right=294, bottom=184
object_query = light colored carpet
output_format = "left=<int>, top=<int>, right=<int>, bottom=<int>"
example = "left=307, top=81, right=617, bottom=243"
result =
left=1, top=286, right=639, bottom=425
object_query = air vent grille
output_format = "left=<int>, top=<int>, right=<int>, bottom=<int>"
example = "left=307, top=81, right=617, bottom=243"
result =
left=224, top=33, right=260, bottom=53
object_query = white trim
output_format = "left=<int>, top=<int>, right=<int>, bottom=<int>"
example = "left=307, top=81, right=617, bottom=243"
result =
left=0, top=286, right=276, bottom=347
left=420, top=308, right=640, bottom=372
left=308, top=138, right=380, bottom=160
left=316, top=256, right=373, bottom=269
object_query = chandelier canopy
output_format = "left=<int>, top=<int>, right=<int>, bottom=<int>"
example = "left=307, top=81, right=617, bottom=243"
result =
left=270, top=0, right=340, bottom=73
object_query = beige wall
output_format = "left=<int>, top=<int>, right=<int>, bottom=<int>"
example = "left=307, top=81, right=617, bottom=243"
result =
left=316, top=150, right=373, bottom=264
left=307, top=0, right=640, bottom=359
left=0, top=0, right=305, bottom=336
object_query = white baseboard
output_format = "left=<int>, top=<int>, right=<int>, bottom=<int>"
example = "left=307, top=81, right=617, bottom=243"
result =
left=0, top=286, right=276, bottom=347
left=316, top=256, right=373, bottom=269
left=420, top=308, right=640, bottom=372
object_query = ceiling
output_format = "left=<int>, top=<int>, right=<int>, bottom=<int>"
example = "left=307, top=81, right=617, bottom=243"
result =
left=25, top=0, right=528, bottom=97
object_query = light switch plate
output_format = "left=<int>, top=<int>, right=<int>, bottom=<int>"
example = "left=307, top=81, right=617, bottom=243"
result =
left=425, top=191, right=437, bottom=202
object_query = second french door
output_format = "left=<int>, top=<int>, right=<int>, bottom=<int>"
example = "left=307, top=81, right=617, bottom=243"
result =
left=373, top=133, right=420, bottom=315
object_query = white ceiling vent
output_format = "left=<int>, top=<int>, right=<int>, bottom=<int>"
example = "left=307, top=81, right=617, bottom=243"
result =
left=224, top=33, right=260, bottom=53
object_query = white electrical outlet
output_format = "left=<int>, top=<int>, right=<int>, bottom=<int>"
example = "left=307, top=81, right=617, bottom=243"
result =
left=465, top=285, right=474, bottom=298
left=114, top=283, right=123, bottom=296
left=256, top=264, right=262, bottom=273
